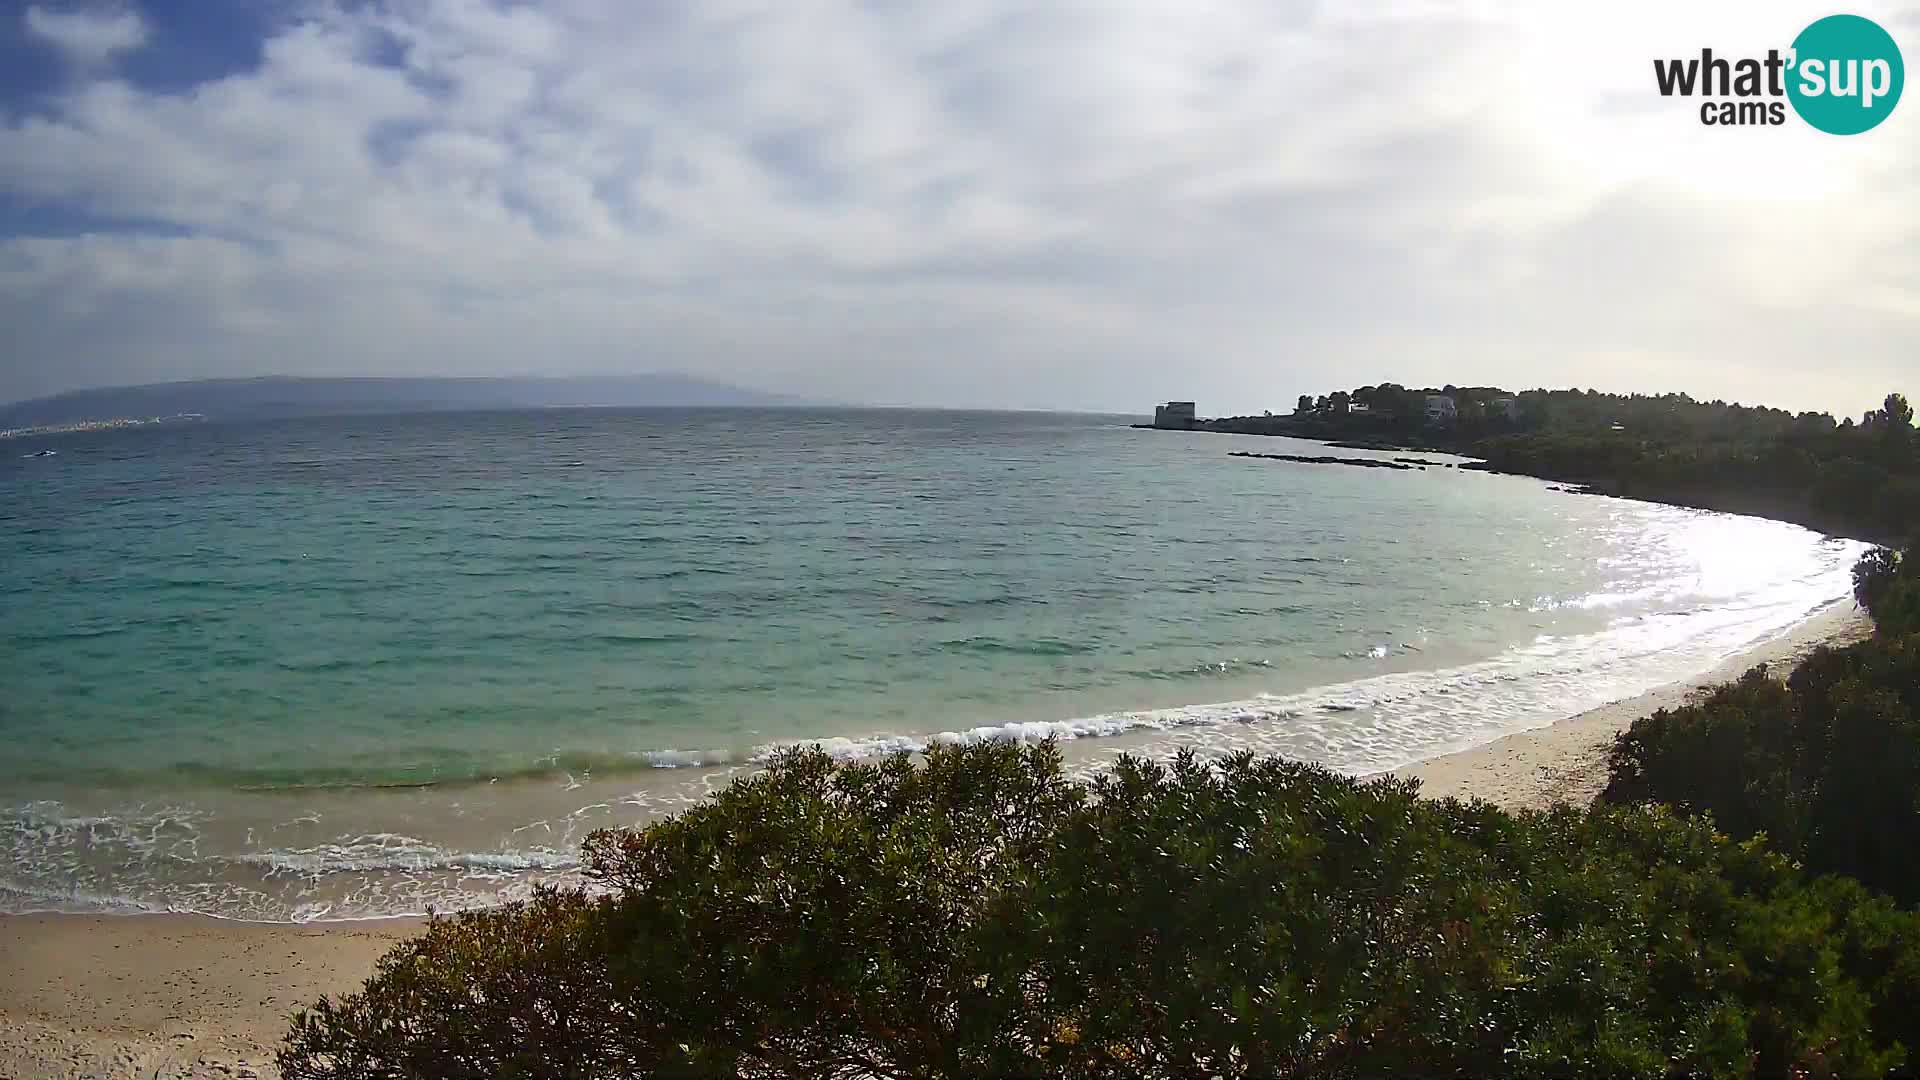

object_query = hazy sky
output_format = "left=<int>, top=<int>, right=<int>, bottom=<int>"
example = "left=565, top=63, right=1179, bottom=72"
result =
left=0, top=0, right=1914, bottom=415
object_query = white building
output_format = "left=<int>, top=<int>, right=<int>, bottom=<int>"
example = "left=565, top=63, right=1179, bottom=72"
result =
left=1493, top=396, right=1520, bottom=422
left=1424, top=394, right=1457, bottom=424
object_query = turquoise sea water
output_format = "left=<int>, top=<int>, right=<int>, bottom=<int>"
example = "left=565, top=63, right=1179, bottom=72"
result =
left=0, top=409, right=1863, bottom=919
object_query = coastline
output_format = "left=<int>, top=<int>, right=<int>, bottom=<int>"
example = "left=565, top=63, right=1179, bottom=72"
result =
left=0, top=601, right=1874, bottom=1080
left=1391, top=599, right=1871, bottom=810
left=1149, top=420, right=1902, bottom=547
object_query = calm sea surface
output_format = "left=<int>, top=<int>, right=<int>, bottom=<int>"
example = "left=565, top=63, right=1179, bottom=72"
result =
left=0, top=408, right=1862, bottom=919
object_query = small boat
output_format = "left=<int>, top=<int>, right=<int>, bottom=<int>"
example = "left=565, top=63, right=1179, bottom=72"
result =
left=26, top=449, right=56, bottom=458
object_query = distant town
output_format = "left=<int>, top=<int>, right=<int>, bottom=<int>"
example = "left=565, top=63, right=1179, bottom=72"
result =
left=0, top=414, right=205, bottom=441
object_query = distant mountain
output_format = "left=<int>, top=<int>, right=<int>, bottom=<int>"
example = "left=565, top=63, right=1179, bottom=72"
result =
left=0, top=375, right=806, bottom=428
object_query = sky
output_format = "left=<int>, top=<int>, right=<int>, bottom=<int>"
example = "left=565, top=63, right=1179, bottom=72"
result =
left=0, top=0, right=1914, bottom=416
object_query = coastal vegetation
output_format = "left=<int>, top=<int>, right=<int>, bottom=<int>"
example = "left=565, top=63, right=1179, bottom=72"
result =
left=1207, top=386, right=1920, bottom=542
left=283, top=739, right=1920, bottom=1079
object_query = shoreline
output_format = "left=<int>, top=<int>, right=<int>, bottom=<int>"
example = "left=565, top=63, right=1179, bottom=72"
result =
left=1151, top=423, right=1900, bottom=547
left=0, top=601, right=1875, bottom=1079
left=1390, top=599, right=1871, bottom=810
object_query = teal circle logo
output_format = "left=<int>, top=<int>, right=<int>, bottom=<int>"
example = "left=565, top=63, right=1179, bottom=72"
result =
left=1787, top=14, right=1904, bottom=134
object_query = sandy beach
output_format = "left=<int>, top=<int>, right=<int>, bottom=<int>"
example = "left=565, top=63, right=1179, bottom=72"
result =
left=0, top=601, right=1872, bottom=1079
left=0, top=916, right=421, bottom=1080
left=1394, top=600, right=1871, bottom=808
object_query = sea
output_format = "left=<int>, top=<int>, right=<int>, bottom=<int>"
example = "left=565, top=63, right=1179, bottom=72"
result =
left=0, top=408, right=1865, bottom=921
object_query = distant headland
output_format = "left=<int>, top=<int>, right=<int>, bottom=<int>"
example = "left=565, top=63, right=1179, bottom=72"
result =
left=1141, top=384, right=1919, bottom=545
left=0, top=374, right=805, bottom=433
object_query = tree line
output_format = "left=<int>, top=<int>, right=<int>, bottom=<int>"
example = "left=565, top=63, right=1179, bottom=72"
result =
left=1225, top=387, right=1920, bottom=542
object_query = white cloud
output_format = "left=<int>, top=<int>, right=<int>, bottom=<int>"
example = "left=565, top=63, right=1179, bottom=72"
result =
left=24, top=5, right=148, bottom=65
left=0, top=0, right=1915, bottom=414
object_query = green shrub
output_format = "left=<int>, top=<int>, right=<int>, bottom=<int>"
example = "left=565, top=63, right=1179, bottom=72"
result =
left=1602, top=632, right=1920, bottom=904
left=1856, top=545, right=1920, bottom=638
left=281, top=889, right=626, bottom=1079
left=283, top=742, right=1920, bottom=1079
left=1602, top=667, right=1809, bottom=852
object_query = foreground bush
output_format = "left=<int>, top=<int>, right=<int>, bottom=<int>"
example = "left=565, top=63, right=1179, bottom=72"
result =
left=1855, top=543, right=1920, bottom=638
left=1602, top=632, right=1920, bottom=904
left=282, top=742, right=1920, bottom=1079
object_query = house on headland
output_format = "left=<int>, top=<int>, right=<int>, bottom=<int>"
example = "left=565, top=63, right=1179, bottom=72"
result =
left=1153, top=402, right=1197, bottom=430
left=1424, top=394, right=1457, bottom=424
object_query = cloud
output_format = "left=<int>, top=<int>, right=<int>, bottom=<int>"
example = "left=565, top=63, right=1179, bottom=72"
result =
left=24, top=5, right=149, bottom=65
left=0, top=0, right=1915, bottom=413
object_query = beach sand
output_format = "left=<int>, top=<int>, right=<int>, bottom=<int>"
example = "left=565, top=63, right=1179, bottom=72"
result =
left=0, top=916, right=420, bottom=1080
left=1392, top=600, right=1872, bottom=810
left=0, top=601, right=1873, bottom=1079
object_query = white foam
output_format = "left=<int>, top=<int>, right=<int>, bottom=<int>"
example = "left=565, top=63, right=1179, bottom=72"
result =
left=233, top=835, right=578, bottom=877
left=746, top=539, right=1864, bottom=778
left=640, top=747, right=741, bottom=768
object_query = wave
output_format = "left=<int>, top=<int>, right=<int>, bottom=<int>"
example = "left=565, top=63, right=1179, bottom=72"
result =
left=0, top=806, right=584, bottom=921
left=639, top=748, right=746, bottom=768
left=939, top=635, right=1091, bottom=657
left=231, top=834, right=578, bottom=877
left=745, top=595, right=1859, bottom=776
left=1131, top=657, right=1275, bottom=681
left=9, top=624, right=136, bottom=643
left=34, top=582, right=1862, bottom=798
